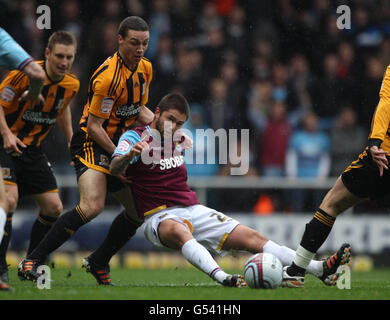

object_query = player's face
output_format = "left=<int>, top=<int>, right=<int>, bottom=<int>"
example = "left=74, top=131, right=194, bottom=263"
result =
left=156, top=108, right=187, bottom=137
left=45, top=43, right=76, bottom=80
left=118, top=29, right=149, bottom=68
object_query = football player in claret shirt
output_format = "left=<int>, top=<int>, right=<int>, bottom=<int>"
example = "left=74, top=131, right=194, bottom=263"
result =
left=81, top=92, right=347, bottom=287
left=19, top=16, right=156, bottom=281
left=283, top=67, right=390, bottom=287
left=0, top=30, right=79, bottom=284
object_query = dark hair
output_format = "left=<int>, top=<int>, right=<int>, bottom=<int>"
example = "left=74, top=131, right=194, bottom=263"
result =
left=118, top=16, right=149, bottom=38
left=47, top=30, right=77, bottom=51
left=158, top=92, right=190, bottom=119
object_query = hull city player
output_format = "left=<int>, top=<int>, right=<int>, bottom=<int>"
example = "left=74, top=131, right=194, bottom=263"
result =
left=0, top=31, right=79, bottom=287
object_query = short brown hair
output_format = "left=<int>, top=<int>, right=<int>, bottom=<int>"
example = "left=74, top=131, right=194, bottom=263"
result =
left=47, top=30, right=77, bottom=51
left=118, top=16, right=149, bottom=38
left=158, top=93, right=190, bottom=120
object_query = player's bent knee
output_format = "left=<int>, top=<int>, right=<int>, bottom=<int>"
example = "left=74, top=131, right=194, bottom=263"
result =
left=6, top=194, right=18, bottom=212
left=79, top=200, right=104, bottom=219
left=158, top=220, right=192, bottom=249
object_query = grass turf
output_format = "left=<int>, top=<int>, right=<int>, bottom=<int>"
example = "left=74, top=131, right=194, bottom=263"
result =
left=1, top=267, right=390, bottom=300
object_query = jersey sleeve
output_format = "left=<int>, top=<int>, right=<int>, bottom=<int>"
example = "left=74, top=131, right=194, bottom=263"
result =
left=0, top=28, right=33, bottom=70
left=0, top=70, right=28, bottom=109
left=113, top=130, right=142, bottom=164
left=88, top=72, right=115, bottom=119
left=368, top=65, right=390, bottom=146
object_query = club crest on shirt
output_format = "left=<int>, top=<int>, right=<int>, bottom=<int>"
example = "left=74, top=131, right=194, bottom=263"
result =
left=55, top=99, right=65, bottom=110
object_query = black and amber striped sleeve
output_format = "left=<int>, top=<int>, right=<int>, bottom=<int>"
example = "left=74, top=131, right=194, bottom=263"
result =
left=0, top=69, right=29, bottom=109
left=368, top=65, right=390, bottom=148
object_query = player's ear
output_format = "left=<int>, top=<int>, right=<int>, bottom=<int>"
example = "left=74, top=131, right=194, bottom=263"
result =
left=45, top=47, right=50, bottom=60
left=154, top=106, right=160, bottom=118
left=117, top=34, right=123, bottom=45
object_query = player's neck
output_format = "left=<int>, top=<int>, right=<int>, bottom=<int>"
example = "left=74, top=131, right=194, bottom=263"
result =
left=118, top=50, right=138, bottom=71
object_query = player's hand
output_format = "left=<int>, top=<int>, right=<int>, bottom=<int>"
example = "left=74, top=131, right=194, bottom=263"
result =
left=174, top=130, right=193, bottom=150
left=369, top=146, right=389, bottom=176
left=18, top=90, right=45, bottom=109
left=127, top=139, right=149, bottom=160
left=3, top=131, right=26, bottom=156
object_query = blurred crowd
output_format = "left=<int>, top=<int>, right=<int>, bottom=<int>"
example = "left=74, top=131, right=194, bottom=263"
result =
left=1, top=0, right=390, bottom=213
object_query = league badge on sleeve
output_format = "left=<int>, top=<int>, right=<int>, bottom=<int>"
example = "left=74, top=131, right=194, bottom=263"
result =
left=1, top=86, right=15, bottom=102
left=101, top=97, right=114, bottom=114
left=117, top=139, right=131, bottom=153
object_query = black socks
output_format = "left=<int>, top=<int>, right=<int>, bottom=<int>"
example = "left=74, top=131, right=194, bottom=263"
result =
left=89, top=211, right=139, bottom=266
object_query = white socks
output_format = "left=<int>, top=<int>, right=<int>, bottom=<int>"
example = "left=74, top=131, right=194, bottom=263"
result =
left=263, top=240, right=323, bottom=277
left=181, top=238, right=229, bottom=283
left=0, top=207, right=6, bottom=243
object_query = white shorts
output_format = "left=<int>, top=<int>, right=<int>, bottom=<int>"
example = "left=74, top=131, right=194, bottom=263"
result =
left=143, top=204, right=240, bottom=257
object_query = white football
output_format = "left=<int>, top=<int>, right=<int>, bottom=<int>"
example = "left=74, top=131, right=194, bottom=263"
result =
left=243, top=252, right=283, bottom=289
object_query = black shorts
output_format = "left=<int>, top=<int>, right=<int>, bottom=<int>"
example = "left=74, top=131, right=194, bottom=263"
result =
left=341, top=147, right=390, bottom=199
left=70, top=128, right=125, bottom=193
left=0, top=145, right=58, bottom=196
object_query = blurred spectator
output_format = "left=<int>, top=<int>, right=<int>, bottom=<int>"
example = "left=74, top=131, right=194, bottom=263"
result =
left=287, top=54, right=313, bottom=127
left=350, top=6, right=383, bottom=57
left=246, top=79, right=274, bottom=133
left=204, top=77, right=237, bottom=130
left=59, top=0, right=83, bottom=45
left=285, top=112, right=330, bottom=212
left=258, top=101, right=291, bottom=177
left=182, top=104, right=219, bottom=177
left=330, top=106, right=367, bottom=176
left=356, top=56, right=385, bottom=129
left=225, top=5, right=250, bottom=67
left=309, top=53, right=345, bottom=130
left=202, top=26, right=227, bottom=78
left=197, top=1, right=224, bottom=34
left=172, top=48, right=207, bottom=104
left=146, top=0, right=171, bottom=60
left=219, top=60, right=246, bottom=114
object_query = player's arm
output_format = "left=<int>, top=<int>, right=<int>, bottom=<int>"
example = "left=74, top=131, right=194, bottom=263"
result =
left=87, top=113, right=117, bottom=155
left=57, top=105, right=73, bottom=149
left=19, top=61, right=45, bottom=104
left=0, top=105, right=26, bottom=154
left=367, top=66, right=390, bottom=175
left=136, top=105, right=154, bottom=125
left=110, top=132, right=148, bottom=175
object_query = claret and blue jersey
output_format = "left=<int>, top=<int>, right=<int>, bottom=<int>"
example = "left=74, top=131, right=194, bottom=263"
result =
left=112, top=125, right=199, bottom=218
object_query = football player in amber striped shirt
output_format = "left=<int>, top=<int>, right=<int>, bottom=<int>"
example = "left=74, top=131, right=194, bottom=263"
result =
left=20, top=17, right=156, bottom=283
left=0, top=31, right=79, bottom=283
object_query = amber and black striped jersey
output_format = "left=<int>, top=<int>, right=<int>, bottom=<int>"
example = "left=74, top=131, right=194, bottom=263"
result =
left=79, top=51, right=152, bottom=144
left=0, top=60, right=80, bottom=146
left=369, top=65, right=390, bottom=153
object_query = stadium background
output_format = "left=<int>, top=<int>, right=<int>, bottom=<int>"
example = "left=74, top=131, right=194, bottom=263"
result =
left=1, top=0, right=390, bottom=270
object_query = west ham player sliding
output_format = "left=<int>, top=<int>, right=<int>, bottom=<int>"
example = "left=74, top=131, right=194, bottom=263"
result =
left=79, top=92, right=350, bottom=287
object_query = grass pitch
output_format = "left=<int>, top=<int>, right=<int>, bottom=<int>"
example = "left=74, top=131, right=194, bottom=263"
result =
left=1, top=266, right=390, bottom=300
